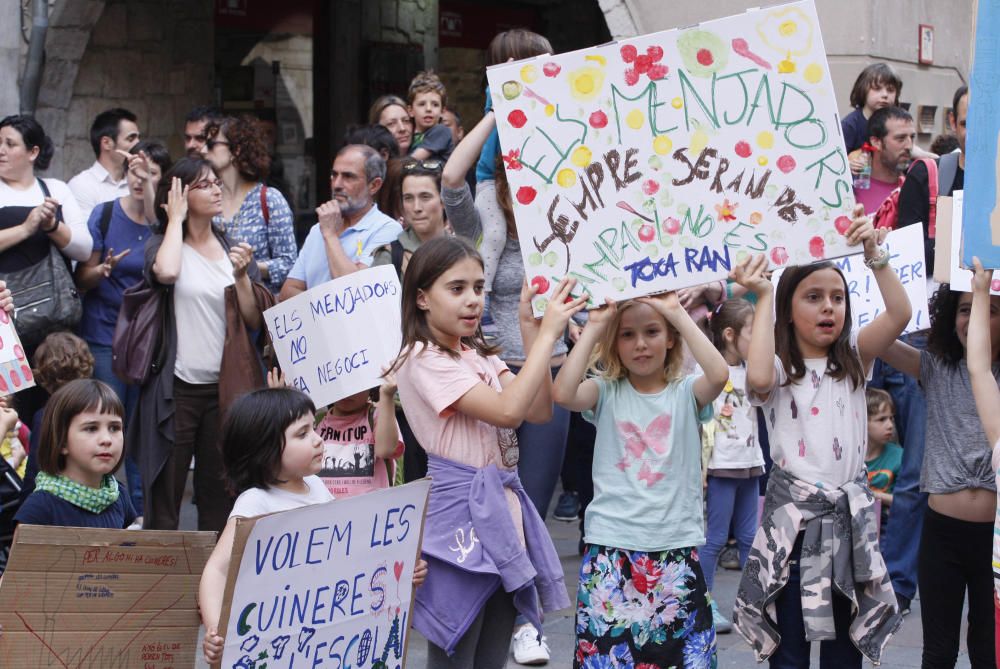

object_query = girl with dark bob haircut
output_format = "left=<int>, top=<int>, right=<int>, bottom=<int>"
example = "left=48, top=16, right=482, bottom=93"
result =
left=221, top=387, right=316, bottom=495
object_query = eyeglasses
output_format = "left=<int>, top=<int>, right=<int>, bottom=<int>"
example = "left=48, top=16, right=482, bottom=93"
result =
left=206, top=139, right=230, bottom=150
left=401, top=159, right=443, bottom=173
left=189, top=178, right=222, bottom=191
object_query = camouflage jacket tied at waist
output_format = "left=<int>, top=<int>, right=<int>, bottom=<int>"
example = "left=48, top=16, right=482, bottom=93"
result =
left=732, top=466, right=902, bottom=664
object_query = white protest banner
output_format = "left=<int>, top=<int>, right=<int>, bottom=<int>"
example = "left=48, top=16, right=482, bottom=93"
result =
left=487, top=0, right=856, bottom=313
left=265, top=265, right=402, bottom=407
left=0, top=308, right=34, bottom=393
left=950, top=191, right=1000, bottom=294
left=218, top=479, right=431, bottom=669
left=0, top=526, right=215, bottom=669
left=772, top=225, right=929, bottom=333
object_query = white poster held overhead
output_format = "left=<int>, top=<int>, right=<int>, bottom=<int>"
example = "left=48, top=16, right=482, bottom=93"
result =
left=217, top=480, right=431, bottom=669
left=264, top=265, right=402, bottom=407
left=487, top=0, right=856, bottom=313
left=950, top=191, right=1000, bottom=294
left=771, top=225, right=929, bottom=333
left=0, top=308, right=35, bottom=393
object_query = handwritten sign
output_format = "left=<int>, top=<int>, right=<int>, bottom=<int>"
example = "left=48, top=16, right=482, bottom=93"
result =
left=218, top=479, right=431, bottom=669
left=0, top=308, right=34, bottom=393
left=960, top=0, right=1000, bottom=265
left=771, top=225, right=929, bottom=333
left=265, top=265, right=402, bottom=407
left=950, top=191, right=1000, bottom=294
left=0, top=526, right=215, bottom=669
left=487, top=0, right=855, bottom=311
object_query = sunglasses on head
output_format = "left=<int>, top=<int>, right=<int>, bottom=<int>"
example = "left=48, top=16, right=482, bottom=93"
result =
left=401, top=159, right=443, bottom=173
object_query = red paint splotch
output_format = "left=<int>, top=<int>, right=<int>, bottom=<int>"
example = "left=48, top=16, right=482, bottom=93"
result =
left=809, top=236, right=825, bottom=258
left=530, top=276, right=550, bottom=294
left=662, top=217, right=681, bottom=235
left=516, top=186, right=537, bottom=205
left=776, top=155, right=797, bottom=173
left=642, top=179, right=659, bottom=195
left=638, top=224, right=655, bottom=243
left=507, top=110, right=527, bottom=128
left=697, top=49, right=714, bottom=66
left=770, top=246, right=789, bottom=266
left=621, top=44, right=638, bottom=63
left=735, top=141, right=752, bottom=158
left=834, top=216, right=851, bottom=234
left=543, top=62, right=561, bottom=77
left=589, top=111, right=608, bottom=129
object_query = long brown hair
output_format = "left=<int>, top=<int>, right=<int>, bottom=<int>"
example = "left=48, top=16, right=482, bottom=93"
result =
left=773, top=262, right=865, bottom=389
left=493, top=153, right=518, bottom=238
left=388, top=236, right=498, bottom=373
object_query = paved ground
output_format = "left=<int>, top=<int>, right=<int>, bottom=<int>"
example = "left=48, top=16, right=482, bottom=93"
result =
left=184, top=484, right=972, bottom=668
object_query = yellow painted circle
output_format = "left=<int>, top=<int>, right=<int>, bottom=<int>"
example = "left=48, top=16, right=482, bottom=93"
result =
left=520, top=64, right=538, bottom=83
left=557, top=168, right=578, bottom=188
left=756, top=131, right=774, bottom=149
left=653, top=135, right=673, bottom=155
left=544, top=104, right=555, bottom=116
left=778, top=58, right=796, bottom=74
left=671, top=97, right=683, bottom=109
left=758, top=155, right=769, bottom=166
left=690, top=129, right=709, bottom=155
left=803, top=63, right=823, bottom=83
left=779, top=20, right=797, bottom=36
left=571, top=145, right=593, bottom=167
left=626, top=109, right=645, bottom=129
left=575, top=74, right=595, bottom=95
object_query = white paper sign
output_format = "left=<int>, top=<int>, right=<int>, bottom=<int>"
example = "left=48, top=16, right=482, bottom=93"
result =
left=220, top=480, right=431, bottom=669
left=772, top=225, right=929, bottom=333
left=487, top=0, right=856, bottom=313
left=950, top=190, right=1000, bottom=294
left=264, top=266, right=402, bottom=407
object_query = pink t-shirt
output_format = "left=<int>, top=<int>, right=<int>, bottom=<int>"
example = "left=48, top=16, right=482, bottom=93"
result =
left=853, top=177, right=898, bottom=216
left=315, top=405, right=404, bottom=499
left=395, top=342, right=524, bottom=534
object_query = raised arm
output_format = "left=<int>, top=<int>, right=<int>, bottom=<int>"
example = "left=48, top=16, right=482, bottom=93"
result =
left=442, top=111, right=495, bottom=190
left=850, top=205, right=911, bottom=367
left=731, top=253, right=776, bottom=396
left=374, top=372, right=400, bottom=459
left=552, top=301, right=616, bottom=412
left=639, top=292, right=728, bottom=409
left=151, top=177, right=187, bottom=284
left=968, top=257, right=1000, bottom=446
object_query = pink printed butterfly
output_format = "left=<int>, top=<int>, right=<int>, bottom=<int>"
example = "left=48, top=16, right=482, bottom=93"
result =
left=637, top=460, right=666, bottom=487
left=617, top=415, right=672, bottom=461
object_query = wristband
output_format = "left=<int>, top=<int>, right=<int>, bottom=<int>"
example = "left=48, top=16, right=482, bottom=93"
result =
left=725, top=280, right=733, bottom=299
left=863, top=246, right=890, bottom=270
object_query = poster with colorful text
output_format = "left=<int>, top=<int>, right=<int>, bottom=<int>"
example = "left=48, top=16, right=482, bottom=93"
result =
left=487, top=0, right=855, bottom=311
left=263, top=265, right=402, bottom=408
left=218, top=479, right=431, bottom=669
left=960, top=0, right=1000, bottom=266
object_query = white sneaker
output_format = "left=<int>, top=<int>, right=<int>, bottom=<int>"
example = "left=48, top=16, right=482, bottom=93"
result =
left=511, top=624, right=550, bottom=665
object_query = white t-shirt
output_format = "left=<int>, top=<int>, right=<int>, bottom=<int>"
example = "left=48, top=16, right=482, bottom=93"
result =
left=230, top=475, right=333, bottom=519
left=708, top=364, right=765, bottom=470
left=0, top=177, right=92, bottom=261
left=173, top=243, right=234, bottom=384
left=749, top=331, right=870, bottom=489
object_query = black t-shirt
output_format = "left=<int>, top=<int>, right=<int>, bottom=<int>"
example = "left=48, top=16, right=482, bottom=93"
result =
left=14, top=484, right=137, bottom=529
left=897, top=158, right=964, bottom=270
left=841, top=108, right=869, bottom=154
left=410, top=124, right=454, bottom=161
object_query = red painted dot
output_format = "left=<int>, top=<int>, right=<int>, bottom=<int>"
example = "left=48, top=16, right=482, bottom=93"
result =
left=662, top=217, right=681, bottom=235
left=507, top=110, right=528, bottom=129
left=697, top=48, right=714, bottom=66
left=21, top=364, right=32, bottom=382
left=647, top=64, right=669, bottom=80
left=770, top=246, right=789, bottom=266
left=530, top=276, right=550, bottom=294
left=992, top=279, right=1000, bottom=292
left=642, top=179, right=659, bottom=195
left=638, top=224, right=655, bottom=243
left=809, top=235, right=825, bottom=258
left=634, top=54, right=652, bottom=74
left=620, top=44, right=638, bottom=63
left=777, top=155, right=797, bottom=173
left=735, top=141, right=752, bottom=158
left=646, top=45, right=664, bottom=61
left=542, top=62, right=561, bottom=77
left=516, top=186, right=537, bottom=205
left=589, top=110, right=608, bottom=129
left=624, top=69, right=640, bottom=86
left=834, top=216, right=851, bottom=234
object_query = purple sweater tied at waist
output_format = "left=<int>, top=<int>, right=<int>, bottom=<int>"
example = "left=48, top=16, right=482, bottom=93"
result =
left=414, top=454, right=570, bottom=655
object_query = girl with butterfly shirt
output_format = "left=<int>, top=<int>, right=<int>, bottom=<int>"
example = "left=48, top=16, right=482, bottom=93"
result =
left=552, top=291, right=728, bottom=667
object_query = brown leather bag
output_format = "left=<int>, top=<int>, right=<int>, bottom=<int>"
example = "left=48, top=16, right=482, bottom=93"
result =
left=111, top=279, right=168, bottom=386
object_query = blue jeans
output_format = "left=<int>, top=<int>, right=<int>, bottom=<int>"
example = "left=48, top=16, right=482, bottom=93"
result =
left=869, top=334, right=928, bottom=601
left=90, top=343, right=143, bottom=515
left=701, top=474, right=759, bottom=591
left=770, top=534, right=862, bottom=669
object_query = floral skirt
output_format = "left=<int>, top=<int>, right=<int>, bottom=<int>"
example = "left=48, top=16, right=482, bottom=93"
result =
left=575, top=544, right=717, bottom=669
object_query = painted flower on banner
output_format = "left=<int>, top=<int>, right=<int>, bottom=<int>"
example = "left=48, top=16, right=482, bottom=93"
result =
left=715, top=199, right=738, bottom=222
left=621, top=43, right=669, bottom=85
left=676, top=30, right=729, bottom=78
left=568, top=65, right=606, bottom=102
left=502, top=148, right=522, bottom=170
left=756, top=6, right=815, bottom=74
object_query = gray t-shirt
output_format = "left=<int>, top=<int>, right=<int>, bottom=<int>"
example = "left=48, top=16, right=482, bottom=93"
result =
left=919, top=352, right=998, bottom=494
left=443, top=183, right=567, bottom=364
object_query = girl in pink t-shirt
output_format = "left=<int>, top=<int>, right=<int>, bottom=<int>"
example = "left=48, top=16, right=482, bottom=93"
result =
left=391, top=236, right=586, bottom=667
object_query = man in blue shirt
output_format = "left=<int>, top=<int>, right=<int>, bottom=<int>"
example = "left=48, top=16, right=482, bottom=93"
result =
left=280, top=144, right=402, bottom=299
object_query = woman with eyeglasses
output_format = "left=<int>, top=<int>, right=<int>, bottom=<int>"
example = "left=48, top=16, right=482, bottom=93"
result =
left=369, top=95, right=414, bottom=156
left=373, top=158, right=448, bottom=279
left=204, top=116, right=297, bottom=294
left=130, top=158, right=274, bottom=532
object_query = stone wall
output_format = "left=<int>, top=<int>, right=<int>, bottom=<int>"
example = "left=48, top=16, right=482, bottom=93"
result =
left=36, top=0, right=213, bottom=181
left=365, top=0, right=440, bottom=70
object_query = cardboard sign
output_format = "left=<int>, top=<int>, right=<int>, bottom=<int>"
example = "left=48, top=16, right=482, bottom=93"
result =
left=264, top=265, right=402, bottom=407
left=960, top=0, right=1000, bottom=265
left=950, top=191, right=1000, bottom=294
left=772, top=225, right=929, bottom=333
left=218, top=479, right=431, bottom=669
left=0, top=308, right=35, bottom=393
left=487, top=0, right=855, bottom=312
left=0, top=525, right=215, bottom=669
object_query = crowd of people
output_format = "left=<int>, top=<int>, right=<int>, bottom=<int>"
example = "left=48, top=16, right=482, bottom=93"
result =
left=0, top=27, right=994, bottom=669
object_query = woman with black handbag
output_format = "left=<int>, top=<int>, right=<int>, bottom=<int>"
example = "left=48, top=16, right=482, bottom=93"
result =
left=0, top=115, right=93, bottom=424
left=130, top=157, right=274, bottom=533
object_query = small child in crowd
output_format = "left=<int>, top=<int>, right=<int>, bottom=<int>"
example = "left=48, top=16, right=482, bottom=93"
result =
left=0, top=401, right=26, bottom=478
left=700, top=298, right=764, bottom=635
left=314, top=374, right=404, bottom=498
left=198, top=386, right=428, bottom=663
left=407, top=70, right=453, bottom=162
left=842, top=62, right=902, bottom=157
left=14, top=379, right=136, bottom=529
left=553, top=290, right=728, bottom=666
left=865, top=387, right=902, bottom=529
left=732, top=205, right=909, bottom=668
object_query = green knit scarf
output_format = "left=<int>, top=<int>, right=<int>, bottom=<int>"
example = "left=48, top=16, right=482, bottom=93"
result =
left=34, top=471, right=119, bottom=514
